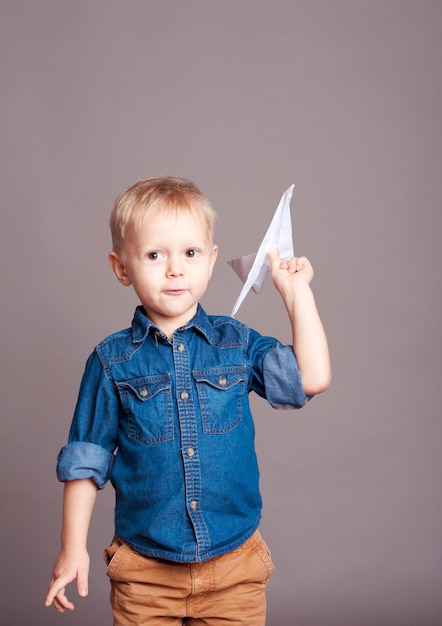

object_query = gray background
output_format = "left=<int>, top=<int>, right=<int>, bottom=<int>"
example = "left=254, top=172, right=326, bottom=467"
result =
left=1, top=1, right=441, bottom=624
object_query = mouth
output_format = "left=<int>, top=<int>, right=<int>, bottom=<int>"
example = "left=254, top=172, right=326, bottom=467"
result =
left=163, top=289, right=187, bottom=296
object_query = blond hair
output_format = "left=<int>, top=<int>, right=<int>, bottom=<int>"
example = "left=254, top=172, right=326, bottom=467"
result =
left=110, top=176, right=217, bottom=254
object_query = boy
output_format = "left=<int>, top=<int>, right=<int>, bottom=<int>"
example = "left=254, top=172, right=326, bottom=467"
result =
left=45, top=176, right=331, bottom=625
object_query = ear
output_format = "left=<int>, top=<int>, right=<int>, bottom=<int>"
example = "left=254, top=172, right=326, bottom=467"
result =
left=108, top=251, right=132, bottom=286
left=208, top=244, right=218, bottom=278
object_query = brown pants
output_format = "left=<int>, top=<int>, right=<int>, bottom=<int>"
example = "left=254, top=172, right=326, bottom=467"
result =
left=104, top=531, right=275, bottom=625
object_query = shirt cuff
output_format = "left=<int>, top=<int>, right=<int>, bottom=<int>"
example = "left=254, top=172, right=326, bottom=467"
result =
left=263, top=343, right=313, bottom=409
left=56, top=441, right=113, bottom=489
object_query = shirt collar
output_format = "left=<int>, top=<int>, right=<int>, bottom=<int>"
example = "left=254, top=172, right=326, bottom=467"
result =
left=131, top=304, right=214, bottom=344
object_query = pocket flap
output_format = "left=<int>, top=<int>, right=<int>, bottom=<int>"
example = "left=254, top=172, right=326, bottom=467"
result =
left=117, top=374, right=171, bottom=401
left=192, top=366, right=246, bottom=391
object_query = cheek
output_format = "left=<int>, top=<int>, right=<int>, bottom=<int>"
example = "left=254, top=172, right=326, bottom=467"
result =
left=131, top=272, right=157, bottom=293
left=202, top=263, right=214, bottom=282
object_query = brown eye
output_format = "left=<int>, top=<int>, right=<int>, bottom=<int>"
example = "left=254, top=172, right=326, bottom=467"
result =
left=186, top=249, right=199, bottom=258
left=147, top=251, right=165, bottom=261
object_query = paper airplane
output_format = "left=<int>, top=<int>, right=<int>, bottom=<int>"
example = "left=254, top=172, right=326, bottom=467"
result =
left=228, top=184, right=295, bottom=317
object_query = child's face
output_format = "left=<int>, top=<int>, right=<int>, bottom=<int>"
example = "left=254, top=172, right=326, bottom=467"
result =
left=110, top=209, right=218, bottom=339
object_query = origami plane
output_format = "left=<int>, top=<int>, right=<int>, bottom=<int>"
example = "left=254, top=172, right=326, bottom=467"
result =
left=228, top=184, right=295, bottom=317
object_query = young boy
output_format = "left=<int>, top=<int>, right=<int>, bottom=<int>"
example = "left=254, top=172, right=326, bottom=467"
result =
left=45, top=176, right=331, bottom=625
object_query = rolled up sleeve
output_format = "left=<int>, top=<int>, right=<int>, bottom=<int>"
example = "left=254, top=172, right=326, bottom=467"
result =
left=263, top=343, right=313, bottom=409
left=57, top=441, right=114, bottom=489
left=56, top=349, right=120, bottom=488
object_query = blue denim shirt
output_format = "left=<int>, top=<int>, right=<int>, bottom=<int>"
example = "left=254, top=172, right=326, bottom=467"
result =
left=57, top=305, right=311, bottom=562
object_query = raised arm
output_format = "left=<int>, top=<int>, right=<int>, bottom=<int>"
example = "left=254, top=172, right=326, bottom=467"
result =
left=45, top=478, right=98, bottom=612
left=267, top=250, right=331, bottom=396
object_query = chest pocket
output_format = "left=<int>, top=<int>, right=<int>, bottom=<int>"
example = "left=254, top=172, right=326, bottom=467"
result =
left=192, top=366, right=247, bottom=434
left=116, top=374, right=173, bottom=444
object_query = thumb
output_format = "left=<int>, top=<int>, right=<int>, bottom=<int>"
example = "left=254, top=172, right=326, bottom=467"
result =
left=76, top=566, right=89, bottom=598
left=266, top=249, right=280, bottom=269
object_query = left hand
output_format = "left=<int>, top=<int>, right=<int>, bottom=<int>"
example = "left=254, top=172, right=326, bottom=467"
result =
left=267, top=250, right=314, bottom=295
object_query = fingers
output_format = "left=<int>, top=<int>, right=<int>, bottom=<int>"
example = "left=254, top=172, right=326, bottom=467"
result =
left=53, top=589, right=75, bottom=613
left=45, top=578, right=75, bottom=612
left=267, top=250, right=310, bottom=273
left=286, top=256, right=310, bottom=273
left=45, top=567, right=88, bottom=612
left=267, top=251, right=314, bottom=288
left=45, top=547, right=90, bottom=612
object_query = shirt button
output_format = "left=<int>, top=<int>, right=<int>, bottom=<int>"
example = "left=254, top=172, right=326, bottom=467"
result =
left=177, top=343, right=185, bottom=352
left=180, top=390, right=189, bottom=402
left=187, top=447, right=195, bottom=458
left=218, top=376, right=227, bottom=386
left=190, top=500, right=198, bottom=510
left=140, top=387, right=148, bottom=397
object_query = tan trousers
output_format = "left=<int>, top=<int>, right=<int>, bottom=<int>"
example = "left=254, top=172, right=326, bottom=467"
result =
left=104, top=530, right=275, bottom=625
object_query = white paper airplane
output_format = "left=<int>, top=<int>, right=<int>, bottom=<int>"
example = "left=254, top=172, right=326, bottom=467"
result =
left=228, top=184, right=295, bottom=317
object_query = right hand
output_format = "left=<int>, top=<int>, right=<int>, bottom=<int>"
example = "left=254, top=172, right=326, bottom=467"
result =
left=45, top=546, right=90, bottom=612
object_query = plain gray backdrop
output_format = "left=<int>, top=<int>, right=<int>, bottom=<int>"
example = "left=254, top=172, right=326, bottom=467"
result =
left=1, top=1, right=441, bottom=624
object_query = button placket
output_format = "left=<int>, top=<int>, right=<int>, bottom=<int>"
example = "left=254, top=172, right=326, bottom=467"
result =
left=173, top=334, right=210, bottom=555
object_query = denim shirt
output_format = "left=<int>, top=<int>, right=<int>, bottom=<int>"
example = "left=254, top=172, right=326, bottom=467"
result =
left=57, top=305, right=311, bottom=563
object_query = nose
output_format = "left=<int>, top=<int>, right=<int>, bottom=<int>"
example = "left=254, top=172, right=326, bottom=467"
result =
left=166, top=255, right=184, bottom=278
